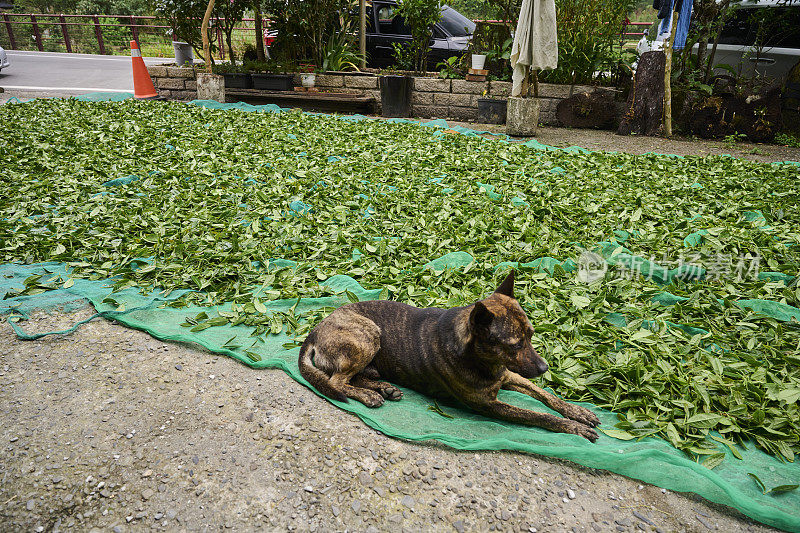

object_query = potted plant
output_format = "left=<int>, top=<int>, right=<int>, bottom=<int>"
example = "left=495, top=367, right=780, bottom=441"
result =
left=247, top=60, right=294, bottom=91
left=477, top=90, right=507, bottom=124
left=214, top=63, right=252, bottom=90
left=470, top=30, right=492, bottom=71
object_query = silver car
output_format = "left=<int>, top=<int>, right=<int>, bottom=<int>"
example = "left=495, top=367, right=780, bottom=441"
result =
left=0, top=44, right=9, bottom=72
left=637, top=0, right=800, bottom=82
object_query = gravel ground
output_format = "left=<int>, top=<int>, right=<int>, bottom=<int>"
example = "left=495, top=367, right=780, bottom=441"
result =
left=441, top=121, right=800, bottom=164
left=0, top=308, right=779, bottom=533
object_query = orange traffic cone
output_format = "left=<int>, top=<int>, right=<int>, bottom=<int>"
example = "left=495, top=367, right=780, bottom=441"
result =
left=131, top=40, right=159, bottom=99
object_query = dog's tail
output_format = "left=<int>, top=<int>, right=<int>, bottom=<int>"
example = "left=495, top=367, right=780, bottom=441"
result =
left=298, top=335, right=347, bottom=403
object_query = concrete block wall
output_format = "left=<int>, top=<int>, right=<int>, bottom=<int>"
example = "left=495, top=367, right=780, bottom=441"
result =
left=147, top=66, right=602, bottom=125
left=146, top=65, right=199, bottom=101
left=314, top=74, right=381, bottom=112
left=316, top=74, right=597, bottom=125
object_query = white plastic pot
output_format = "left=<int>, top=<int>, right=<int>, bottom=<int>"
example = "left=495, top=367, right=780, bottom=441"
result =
left=471, top=54, right=487, bottom=70
left=300, top=73, right=316, bottom=88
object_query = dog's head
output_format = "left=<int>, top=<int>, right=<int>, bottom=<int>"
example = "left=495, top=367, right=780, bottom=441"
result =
left=468, top=270, right=549, bottom=377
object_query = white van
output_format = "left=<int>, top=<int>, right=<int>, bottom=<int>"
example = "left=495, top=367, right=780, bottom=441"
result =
left=637, top=0, right=800, bottom=81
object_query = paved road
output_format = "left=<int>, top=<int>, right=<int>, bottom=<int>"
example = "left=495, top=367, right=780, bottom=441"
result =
left=0, top=50, right=174, bottom=96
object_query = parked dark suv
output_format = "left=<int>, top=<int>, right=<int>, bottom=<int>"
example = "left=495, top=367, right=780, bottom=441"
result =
left=365, top=1, right=475, bottom=69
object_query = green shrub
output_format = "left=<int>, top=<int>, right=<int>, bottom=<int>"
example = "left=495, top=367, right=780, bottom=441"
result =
left=395, top=0, right=442, bottom=73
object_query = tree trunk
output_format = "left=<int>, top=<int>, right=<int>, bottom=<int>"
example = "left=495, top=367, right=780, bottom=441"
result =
left=202, top=0, right=216, bottom=73
left=696, top=38, right=707, bottom=75
left=254, top=2, right=265, bottom=62
left=703, top=2, right=731, bottom=83
left=226, top=30, right=235, bottom=66
left=617, top=51, right=666, bottom=136
left=359, top=0, right=366, bottom=69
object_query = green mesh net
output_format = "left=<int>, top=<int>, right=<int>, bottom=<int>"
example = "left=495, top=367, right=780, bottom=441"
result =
left=2, top=94, right=799, bottom=532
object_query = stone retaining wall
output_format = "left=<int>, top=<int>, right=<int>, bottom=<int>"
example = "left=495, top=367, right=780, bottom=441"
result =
left=147, top=65, right=605, bottom=126
left=146, top=65, right=200, bottom=101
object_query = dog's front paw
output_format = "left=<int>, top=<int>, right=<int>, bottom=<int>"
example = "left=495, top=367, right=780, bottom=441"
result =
left=562, top=404, right=600, bottom=428
left=379, top=384, right=403, bottom=401
left=563, top=420, right=598, bottom=442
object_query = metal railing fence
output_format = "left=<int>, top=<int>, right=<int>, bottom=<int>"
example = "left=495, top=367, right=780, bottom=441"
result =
left=0, top=13, right=651, bottom=59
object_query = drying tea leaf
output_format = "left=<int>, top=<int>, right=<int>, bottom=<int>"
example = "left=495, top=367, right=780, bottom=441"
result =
left=702, top=453, right=726, bottom=470
left=599, top=428, right=637, bottom=440
left=1, top=98, right=799, bottom=466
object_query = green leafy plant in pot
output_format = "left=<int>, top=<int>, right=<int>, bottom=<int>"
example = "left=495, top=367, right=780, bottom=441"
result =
left=212, top=62, right=253, bottom=89
left=244, top=59, right=295, bottom=91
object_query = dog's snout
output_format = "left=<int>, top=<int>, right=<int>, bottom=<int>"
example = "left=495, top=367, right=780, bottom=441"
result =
left=536, top=360, right=549, bottom=375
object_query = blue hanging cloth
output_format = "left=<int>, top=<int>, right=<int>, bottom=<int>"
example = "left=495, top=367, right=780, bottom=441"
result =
left=673, top=0, right=693, bottom=50
left=656, top=0, right=693, bottom=50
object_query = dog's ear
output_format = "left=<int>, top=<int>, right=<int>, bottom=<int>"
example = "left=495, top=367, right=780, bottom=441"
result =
left=469, top=301, right=494, bottom=334
left=494, top=269, right=515, bottom=298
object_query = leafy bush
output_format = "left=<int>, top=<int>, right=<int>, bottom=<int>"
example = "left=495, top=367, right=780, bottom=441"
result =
left=540, top=0, right=637, bottom=84
left=319, top=11, right=364, bottom=72
left=470, top=22, right=513, bottom=80
left=437, top=55, right=466, bottom=79
left=395, top=0, right=442, bottom=73
left=774, top=132, right=800, bottom=148
left=477, top=0, right=636, bottom=84
left=264, top=0, right=356, bottom=66
left=391, top=42, right=417, bottom=72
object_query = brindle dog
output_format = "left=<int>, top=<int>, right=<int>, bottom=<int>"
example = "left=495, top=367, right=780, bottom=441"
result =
left=298, top=271, right=600, bottom=441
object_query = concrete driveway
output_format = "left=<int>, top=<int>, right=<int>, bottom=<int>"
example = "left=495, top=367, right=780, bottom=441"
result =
left=0, top=50, right=174, bottom=97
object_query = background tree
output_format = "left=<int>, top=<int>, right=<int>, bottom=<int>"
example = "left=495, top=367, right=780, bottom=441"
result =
left=213, top=0, right=248, bottom=65
left=76, top=0, right=151, bottom=14
left=154, top=0, right=219, bottom=62
left=396, top=0, right=442, bottom=72
left=11, top=0, right=74, bottom=12
left=252, top=0, right=266, bottom=62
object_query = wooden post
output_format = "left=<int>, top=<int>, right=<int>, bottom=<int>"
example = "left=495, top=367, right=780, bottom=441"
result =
left=93, top=15, right=106, bottom=55
left=359, top=0, right=366, bottom=70
left=3, top=14, right=16, bottom=49
left=129, top=16, right=139, bottom=47
left=532, top=70, right=539, bottom=98
left=202, top=0, right=216, bottom=72
left=59, top=15, right=72, bottom=53
left=30, top=14, right=44, bottom=51
left=663, top=4, right=680, bottom=137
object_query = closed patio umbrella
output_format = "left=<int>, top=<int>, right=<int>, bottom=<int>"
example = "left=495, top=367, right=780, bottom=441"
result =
left=510, top=0, right=558, bottom=97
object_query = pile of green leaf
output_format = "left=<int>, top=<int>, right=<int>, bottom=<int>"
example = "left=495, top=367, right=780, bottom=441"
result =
left=1, top=98, right=799, bottom=466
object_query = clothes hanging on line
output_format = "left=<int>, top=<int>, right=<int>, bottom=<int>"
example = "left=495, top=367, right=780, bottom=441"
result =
left=655, top=0, right=693, bottom=50
left=653, top=0, right=672, bottom=21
